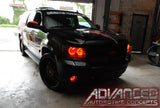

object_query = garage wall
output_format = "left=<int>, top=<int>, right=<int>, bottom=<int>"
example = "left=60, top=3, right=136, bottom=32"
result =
left=110, top=0, right=120, bottom=11
left=152, top=0, right=160, bottom=41
left=119, top=0, right=156, bottom=53
left=93, top=0, right=106, bottom=30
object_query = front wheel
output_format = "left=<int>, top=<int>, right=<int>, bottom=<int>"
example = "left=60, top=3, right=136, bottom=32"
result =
left=39, top=53, right=62, bottom=91
left=147, top=45, right=160, bottom=66
left=111, top=66, right=128, bottom=79
left=19, top=39, right=28, bottom=56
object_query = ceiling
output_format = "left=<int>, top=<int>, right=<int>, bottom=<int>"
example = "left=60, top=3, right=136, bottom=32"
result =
left=48, top=0, right=95, bottom=3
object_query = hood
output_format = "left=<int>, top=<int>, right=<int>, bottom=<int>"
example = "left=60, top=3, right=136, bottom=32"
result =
left=49, top=28, right=124, bottom=45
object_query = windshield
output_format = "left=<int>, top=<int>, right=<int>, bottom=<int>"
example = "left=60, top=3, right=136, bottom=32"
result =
left=44, top=11, right=96, bottom=29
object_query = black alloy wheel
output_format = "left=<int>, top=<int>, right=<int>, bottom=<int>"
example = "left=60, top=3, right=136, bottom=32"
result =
left=39, top=53, right=62, bottom=91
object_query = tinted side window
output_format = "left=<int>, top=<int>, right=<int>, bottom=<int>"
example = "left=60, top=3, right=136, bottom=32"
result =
left=27, top=11, right=36, bottom=23
left=27, top=11, right=42, bottom=26
left=34, top=13, right=42, bottom=26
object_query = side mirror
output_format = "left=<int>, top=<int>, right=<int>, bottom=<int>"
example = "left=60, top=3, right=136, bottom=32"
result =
left=95, top=24, right=100, bottom=29
left=27, top=21, right=39, bottom=29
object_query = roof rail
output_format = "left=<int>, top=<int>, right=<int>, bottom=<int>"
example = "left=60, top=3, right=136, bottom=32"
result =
left=36, top=7, right=54, bottom=10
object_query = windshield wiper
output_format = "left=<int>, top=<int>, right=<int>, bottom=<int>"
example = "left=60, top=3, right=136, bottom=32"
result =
left=50, top=26, right=68, bottom=29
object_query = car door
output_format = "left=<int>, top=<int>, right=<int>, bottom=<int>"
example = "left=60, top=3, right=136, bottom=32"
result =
left=26, top=11, right=47, bottom=59
left=19, top=11, right=30, bottom=48
left=25, top=11, right=36, bottom=52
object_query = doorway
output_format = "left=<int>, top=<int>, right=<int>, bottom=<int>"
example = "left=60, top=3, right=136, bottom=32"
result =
left=130, top=14, right=149, bottom=53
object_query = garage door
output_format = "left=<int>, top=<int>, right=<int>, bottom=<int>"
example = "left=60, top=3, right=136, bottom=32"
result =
left=130, top=14, right=149, bottom=53
left=48, top=0, right=95, bottom=3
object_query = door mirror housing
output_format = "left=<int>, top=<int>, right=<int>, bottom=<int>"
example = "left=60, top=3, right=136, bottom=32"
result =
left=27, top=21, right=40, bottom=29
left=95, top=24, right=100, bottom=30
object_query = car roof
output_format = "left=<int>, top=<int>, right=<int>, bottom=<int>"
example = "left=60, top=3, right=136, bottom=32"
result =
left=35, top=7, right=82, bottom=15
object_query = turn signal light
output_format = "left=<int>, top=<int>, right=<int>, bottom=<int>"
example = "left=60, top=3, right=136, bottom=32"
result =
left=127, top=44, right=130, bottom=53
left=68, top=47, right=86, bottom=58
left=70, top=76, right=77, bottom=82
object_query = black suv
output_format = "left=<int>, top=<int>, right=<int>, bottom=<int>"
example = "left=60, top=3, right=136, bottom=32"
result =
left=18, top=7, right=131, bottom=91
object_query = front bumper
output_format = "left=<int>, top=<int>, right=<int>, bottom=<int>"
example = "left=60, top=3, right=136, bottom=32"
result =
left=59, top=55, right=130, bottom=84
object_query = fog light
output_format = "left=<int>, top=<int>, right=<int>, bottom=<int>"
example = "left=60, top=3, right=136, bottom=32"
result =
left=70, top=76, right=77, bottom=82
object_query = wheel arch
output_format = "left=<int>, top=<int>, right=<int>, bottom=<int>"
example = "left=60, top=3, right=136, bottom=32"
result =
left=42, top=47, right=52, bottom=56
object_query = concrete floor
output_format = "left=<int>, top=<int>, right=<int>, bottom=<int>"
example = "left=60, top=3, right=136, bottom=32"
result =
left=0, top=27, right=159, bottom=108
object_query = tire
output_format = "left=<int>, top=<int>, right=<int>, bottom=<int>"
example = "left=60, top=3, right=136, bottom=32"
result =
left=147, top=45, right=160, bottom=66
left=19, top=39, right=28, bottom=56
left=39, top=53, right=62, bottom=91
left=110, top=66, right=127, bottom=80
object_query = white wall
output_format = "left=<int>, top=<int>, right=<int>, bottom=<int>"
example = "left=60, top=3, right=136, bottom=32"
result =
left=94, top=0, right=106, bottom=30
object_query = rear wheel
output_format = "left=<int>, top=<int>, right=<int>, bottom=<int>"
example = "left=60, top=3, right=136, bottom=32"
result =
left=147, top=45, right=160, bottom=66
left=19, top=39, right=28, bottom=56
left=39, top=53, right=62, bottom=91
